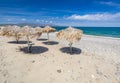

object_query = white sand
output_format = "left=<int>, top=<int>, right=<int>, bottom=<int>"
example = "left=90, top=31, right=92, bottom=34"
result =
left=0, top=33, right=120, bottom=83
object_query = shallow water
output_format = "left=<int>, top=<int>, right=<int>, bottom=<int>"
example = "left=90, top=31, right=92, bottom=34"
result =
left=53, top=26, right=120, bottom=38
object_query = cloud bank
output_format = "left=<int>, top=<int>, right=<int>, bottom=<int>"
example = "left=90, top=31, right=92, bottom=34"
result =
left=67, top=12, right=120, bottom=21
left=99, top=1, right=120, bottom=7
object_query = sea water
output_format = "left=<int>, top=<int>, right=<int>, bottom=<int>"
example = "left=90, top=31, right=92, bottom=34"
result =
left=53, top=26, right=120, bottom=38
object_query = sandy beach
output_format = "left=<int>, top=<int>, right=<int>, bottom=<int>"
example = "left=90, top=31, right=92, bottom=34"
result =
left=0, top=32, right=120, bottom=83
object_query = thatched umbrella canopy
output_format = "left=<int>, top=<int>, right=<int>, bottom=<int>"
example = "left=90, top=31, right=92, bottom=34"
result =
left=35, top=26, right=43, bottom=32
left=0, top=26, right=6, bottom=36
left=21, top=25, right=34, bottom=41
left=0, top=25, right=25, bottom=43
left=43, top=25, right=56, bottom=41
left=35, top=26, right=43, bottom=39
left=57, top=26, right=83, bottom=54
left=9, top=25, right=24, bottom=43
left=21, top=25, right=36, bottom=52
left=0, top=25, right=12, bottom=36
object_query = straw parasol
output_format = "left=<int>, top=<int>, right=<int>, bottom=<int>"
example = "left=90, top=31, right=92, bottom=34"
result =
left=43, top=25, right=56, bottom=41
left=21, top=25, right=36, bottom=53
left=35, top=26, right=43, bottom=39
left=9, top=25, right=24, bottom=43
left=57, top=26, right=83, bottom=54
left=0, top=25, right=25, bottom=43
left=0, top=25, right=12, bottom=36
left=21, top=25, right=34, bottom=42
left=0, top=26, right=5, bottom=36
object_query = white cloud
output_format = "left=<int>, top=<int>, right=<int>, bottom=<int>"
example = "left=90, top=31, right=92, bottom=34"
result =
left=7, top=19, right=11, bottom=21
left=36, top=19, right=40, bottom=22
left=45, top=21, right=48, bottom=23
left=100, top=1, right=120, bottom=7
left=55, top=17, right=59, bottom=19
left=21, top=18, right=26, bottom=21
left=51, top=17, right=54, bottom=19
left=41, top=20, right=44, bottom=22
left=49, top=21, right=53, bottom=23
left=67, top=13, right=120, bottom=21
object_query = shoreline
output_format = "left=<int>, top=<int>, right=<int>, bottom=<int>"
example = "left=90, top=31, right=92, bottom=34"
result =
left=83, top=34, right=120, bottom=40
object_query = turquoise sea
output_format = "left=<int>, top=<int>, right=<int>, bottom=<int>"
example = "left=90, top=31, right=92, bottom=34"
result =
left=52, top=26, right=120, bottom=38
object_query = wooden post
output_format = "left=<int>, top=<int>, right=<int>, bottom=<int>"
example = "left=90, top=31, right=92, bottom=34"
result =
left=27, top=36, right=30, bottom=53
left=27, top=41, right=30, bottom=53
left=69, top=42, right=73, bottom=54
left=29, top=44, right=32, bottom=53
left=16, top=35, right=19, bottom=43
left=47, top=33, right=50, bottom=44
left=16, top=39, right=19, bottom=43
left=47, top=33, right=49, bottom=41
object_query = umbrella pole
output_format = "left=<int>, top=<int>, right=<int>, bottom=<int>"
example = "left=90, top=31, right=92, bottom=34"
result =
left=69, top=42, right=73, bottom=54
left=27, top=36, right=30, bottom=53
left=36, top=32, right=40, bottom=40
left=47, top=33, right=49, bottom=42
left=16, top=39, right=19, bottom=43
left=16, top=34, right=19, bottom=43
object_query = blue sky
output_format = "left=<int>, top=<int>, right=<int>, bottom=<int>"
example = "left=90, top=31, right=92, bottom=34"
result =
left=0, top=0, right=120, bottom=26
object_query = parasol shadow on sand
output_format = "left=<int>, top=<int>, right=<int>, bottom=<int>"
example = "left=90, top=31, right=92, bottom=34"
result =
left=8, top=41, right=28, bottom=44
left=19, top=46, right=48, bottom=54
left=57, top=26, right=83, bottom=54
left=37, top=38, right=48, bottom=41
left=60, top=47, right=82, bottom=55
left=42, top=41, right=59, bottom=45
